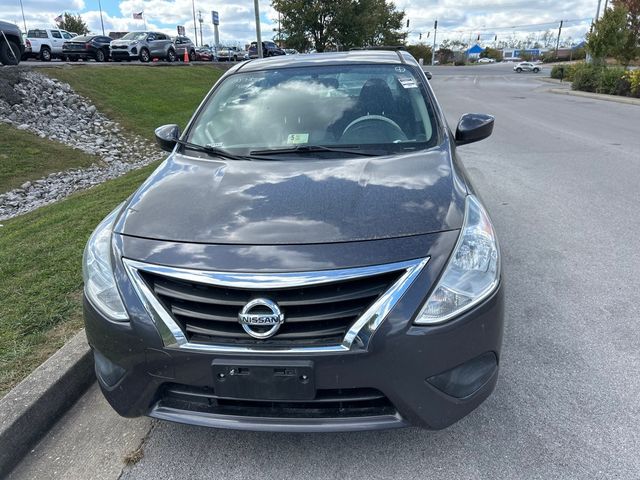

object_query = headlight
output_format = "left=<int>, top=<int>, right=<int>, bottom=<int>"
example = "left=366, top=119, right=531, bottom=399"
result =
left=82, top=204, right=128, bottom=321
left=415, top=195, right=500, bottom=325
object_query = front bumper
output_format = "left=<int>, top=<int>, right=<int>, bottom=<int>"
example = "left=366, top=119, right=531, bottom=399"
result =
left=84, top=230, right=504, bottom=431
left=110, top=48, right=137, bottom=59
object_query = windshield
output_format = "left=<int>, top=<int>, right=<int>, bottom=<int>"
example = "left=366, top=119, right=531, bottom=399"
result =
left=72, top=36, right=93, bottom=42
left=122, top=32, right=147, bottom=40
left=187, top=64, right=438, bottom=156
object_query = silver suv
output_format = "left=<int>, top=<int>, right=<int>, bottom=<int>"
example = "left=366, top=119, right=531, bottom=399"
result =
left=110, top=31, right=176, bottom=62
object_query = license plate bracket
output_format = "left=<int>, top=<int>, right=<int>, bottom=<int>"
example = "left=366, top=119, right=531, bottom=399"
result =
left=212, top=359, right=315, bottom=401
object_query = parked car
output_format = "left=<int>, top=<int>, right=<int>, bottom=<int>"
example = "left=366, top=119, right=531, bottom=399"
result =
left=21, top=33, right=31, bottom=60
left=110, top=31, right=176, bottom=62
left=217, top=45, right=245, bottom=61
left=248, top=40, right=285, bottom=58
left=172, top=36, right=196, bottom=61
left=194, top=47, right=213, bottom=61
left=0, top=20, right=24, bottom=65
left=477, top=57, right=495, bottom=63
left=26, top=28, right=75, bottom=61
left=62, top=35, right=112, bottom=62
left=83, top=50, right=502, bottom=432
left=514, top=61, right=541, bottom=73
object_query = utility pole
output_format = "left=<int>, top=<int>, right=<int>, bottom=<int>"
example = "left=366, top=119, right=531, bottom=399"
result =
left=192, top=0, right=198, bottom=46
left=18, top=0, right=27, bottom=33
left=555, top=20, right=563, bottom=58
left=98, top=0, right=105, bottom=36
left=198, top=10, right=203, bottom=46
left=595, top=0, right=603, bottom=21
left=253, top=0, right=263, bottom=58
left=431, top=19, right=437, bottom=66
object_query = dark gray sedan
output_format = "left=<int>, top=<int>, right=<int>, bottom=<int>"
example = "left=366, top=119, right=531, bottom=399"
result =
left=83, top=50, right=503, bottom=432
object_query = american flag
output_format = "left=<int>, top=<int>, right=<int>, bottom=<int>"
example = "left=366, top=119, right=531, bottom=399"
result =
left=55, top=14, right=63, bottom=23
left=132, top=11, right=143, bottom=20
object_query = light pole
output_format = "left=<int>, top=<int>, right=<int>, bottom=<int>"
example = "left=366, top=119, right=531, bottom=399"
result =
left=192, top=0, right=198, bottom=46
left=97, top=0, right=105, bottom=36
left=253, top=0, right=263, bottom=58
left=431, top=19, right=437, bottom=66
left=18, top=0, right=27, bottom=33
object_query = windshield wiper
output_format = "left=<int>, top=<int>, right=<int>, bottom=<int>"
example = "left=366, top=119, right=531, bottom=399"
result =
left=249, top=145, right=381, bottom=157
left=177, top=139, right=255, bottom=161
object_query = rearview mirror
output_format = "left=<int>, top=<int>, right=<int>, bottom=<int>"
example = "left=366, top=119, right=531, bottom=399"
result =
left=455, top=113, right=494, bottom=146
left=155, top=124, right=180, bottom=152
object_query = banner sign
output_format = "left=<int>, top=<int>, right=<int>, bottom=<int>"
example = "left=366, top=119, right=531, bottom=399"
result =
left=212, top=11, right=219, bottom=25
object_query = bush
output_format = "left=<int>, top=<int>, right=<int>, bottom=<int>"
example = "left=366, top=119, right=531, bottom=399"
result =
left=571, top=64, right=601, bottom=92
left=454, top=59, right=466, bottom=66
left=597, top=67, right=626, bottom=95
left=625, top=70, right=640, bottom=97
left=551, top=64, right=577, bottom=81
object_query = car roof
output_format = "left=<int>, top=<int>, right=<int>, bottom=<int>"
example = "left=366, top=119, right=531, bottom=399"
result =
left=236, top=50, right=418, bottom=73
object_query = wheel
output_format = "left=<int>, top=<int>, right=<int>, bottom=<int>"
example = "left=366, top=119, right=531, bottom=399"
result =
left=516, top=67, right=522, bottom=72
left=40, top=47, right=51, bottom=62
left=533, top=67, right=539, bottom=73
left=139, top=48, right=150, bottom=62
left=166, top=48, right=176, bottom=62
left=0, top=40, right=20, bottom=65
left=95, top=49, right=106, bottom=62
left=189, top=50, right=196, bottom=62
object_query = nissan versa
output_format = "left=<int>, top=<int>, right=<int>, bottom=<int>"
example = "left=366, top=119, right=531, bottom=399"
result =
left=83, top=50, right=503, bottom=432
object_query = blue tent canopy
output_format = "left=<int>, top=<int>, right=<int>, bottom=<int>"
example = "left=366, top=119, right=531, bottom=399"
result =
left=466, top=44, right=484, bottom=54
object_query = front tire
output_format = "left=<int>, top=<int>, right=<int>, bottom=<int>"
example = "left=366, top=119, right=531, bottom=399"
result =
left=139, top=48, right=150, bottom=63
left=533, top=67, right=539, bottom=73
left=0, top=40, right=20, bottom=65
left=95, top=49, right=106, bottom=62
left=166, top=49, right=176, bottom=62
left=40, top=47, right=51, bottom=62
left=516, top=67, right=522, bottom=73
left=189, top=50, right=196, bottom=62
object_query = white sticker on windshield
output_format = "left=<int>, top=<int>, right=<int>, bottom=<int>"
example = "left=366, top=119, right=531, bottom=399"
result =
left=398, top=77, right=418, bottom=89
left=287, top=133, right=309, bottom=144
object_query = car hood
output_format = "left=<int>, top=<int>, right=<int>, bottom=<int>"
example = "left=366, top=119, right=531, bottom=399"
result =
left=111, top=39, right=137, bottom=46
left=115, top=145, right=467, bottom=245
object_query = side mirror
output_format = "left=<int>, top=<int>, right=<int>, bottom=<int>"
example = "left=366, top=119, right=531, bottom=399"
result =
left=155, top=124, right=180, bottom=152
left=425, top=71, right=432, bottom=80
left=455, top=113, right=494, bottom=146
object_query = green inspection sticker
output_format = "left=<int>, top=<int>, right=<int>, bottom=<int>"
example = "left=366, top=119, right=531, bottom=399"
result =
left=287, top=133, right=309, bottom=144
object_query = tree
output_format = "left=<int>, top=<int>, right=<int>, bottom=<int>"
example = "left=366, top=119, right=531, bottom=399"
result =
left=405, top=43, right=432, bottom=63
left=613, top=0, right=640, bottom=66
left=55, top=13, right=90, bottom=35
left=271, top=0, right=406, bottom=52
left=587, top=6, right=629, bottom=65
left=480, top=47, right=502, bottom=61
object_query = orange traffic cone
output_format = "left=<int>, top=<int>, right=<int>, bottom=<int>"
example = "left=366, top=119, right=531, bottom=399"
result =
left=183, top=50, right=189, bottom=63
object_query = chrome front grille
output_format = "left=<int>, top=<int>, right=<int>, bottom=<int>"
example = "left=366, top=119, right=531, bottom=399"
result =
left=123, top=257, right=429, bottom=354
left=141, top=269, right=401, bottom=347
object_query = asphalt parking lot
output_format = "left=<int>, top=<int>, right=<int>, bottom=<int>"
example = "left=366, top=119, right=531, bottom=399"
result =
left=10, top=63, right=640, bottom=479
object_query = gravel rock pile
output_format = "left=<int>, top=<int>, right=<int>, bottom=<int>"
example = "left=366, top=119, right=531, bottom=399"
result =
left=0, top=69, right=164, bottom=220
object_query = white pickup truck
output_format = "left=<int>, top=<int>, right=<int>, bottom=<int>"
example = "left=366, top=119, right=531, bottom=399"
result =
left=26, top=28, right=76, bottom=61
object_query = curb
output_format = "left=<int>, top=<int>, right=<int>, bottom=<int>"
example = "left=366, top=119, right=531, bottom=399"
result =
left=548, top=87, right=640, bottom=106
left=0, top=329, right=95, bottom=478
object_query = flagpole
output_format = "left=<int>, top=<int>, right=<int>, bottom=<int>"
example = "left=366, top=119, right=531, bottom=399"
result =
left=143, top=12, right=147, bottom=30
left=98, top=0, right=105, bottom=35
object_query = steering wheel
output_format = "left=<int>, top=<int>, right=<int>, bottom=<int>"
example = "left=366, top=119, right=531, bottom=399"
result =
left=341, top=115, right=407, bottom=143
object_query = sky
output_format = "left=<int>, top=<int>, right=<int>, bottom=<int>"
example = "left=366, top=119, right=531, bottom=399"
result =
left=3, top=0, right=599, bottom=47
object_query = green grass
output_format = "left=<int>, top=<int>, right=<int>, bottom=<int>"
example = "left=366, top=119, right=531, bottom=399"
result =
left=0, top=162, right=160, bottom=396
left=0, top=64, right=224, bottom=397
left=45, top=65, right=223, bottom=140
left=0, top=123, right=97, bottom=192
